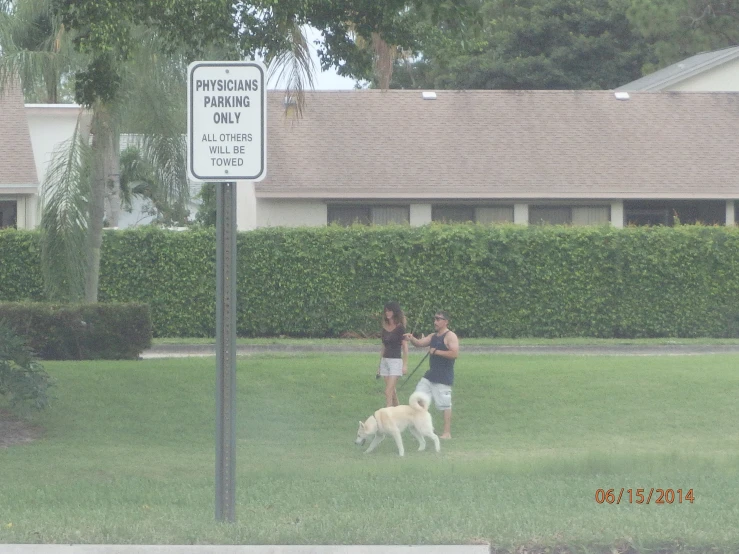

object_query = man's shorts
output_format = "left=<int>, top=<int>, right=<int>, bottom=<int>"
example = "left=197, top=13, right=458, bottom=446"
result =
left=379, top=357, right=403, bottom=377
left=415, top=377, right=452, bottom=410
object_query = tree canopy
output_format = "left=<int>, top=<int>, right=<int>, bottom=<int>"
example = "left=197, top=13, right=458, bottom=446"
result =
left=627, top=0, right=739, bottom=72
left=391, top=0, right=655, bottom=90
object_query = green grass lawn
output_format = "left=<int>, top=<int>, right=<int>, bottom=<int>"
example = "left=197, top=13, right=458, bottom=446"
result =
left=2, top=352, right=739, bottom=551
left=152, top=336, right=739, bottom=346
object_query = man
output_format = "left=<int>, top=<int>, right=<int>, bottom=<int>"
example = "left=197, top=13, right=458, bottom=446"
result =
left=404, top=310, right=458, bottom=439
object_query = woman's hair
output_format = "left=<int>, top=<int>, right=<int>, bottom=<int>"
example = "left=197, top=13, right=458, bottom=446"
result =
left=383, top=301, right=407, bottom=327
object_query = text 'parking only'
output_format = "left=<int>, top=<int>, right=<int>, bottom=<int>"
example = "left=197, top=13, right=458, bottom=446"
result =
left=187, top=61, right=266, bottom=182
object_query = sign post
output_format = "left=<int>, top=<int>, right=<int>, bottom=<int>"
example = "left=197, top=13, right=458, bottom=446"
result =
left=187, top=61, right=266, bottom=523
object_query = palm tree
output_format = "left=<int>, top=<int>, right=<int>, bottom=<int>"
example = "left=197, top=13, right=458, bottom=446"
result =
left=0, top=0, right=75, bottom=103
left=2, top=0, right=405, bottom=301
left=1, top=1, right=196, bottom=302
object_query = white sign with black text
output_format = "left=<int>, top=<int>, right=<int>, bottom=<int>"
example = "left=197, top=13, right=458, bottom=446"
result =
left=187, top=61, right=266, bottom=182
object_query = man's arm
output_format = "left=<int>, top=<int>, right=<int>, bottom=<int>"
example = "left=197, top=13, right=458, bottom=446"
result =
left=431, top=331, right=459, bottom=359
left=404, top=333, right=432, bottom=348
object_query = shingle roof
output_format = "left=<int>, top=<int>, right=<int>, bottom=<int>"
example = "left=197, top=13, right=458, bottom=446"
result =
left=256, top=89, right=739, bottom=200
left=616, top=46, right=739, bottom=92
left=0, top=81, right=38, bottom=191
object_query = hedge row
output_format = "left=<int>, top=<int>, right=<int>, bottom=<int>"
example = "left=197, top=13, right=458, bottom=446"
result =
left=0, top=302, right=152, bottom=360
left=3, top=224, right=739, bottom=338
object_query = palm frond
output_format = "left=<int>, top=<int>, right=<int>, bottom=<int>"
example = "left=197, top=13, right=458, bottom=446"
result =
left=0, top=0, right=76, bottom=102
left=266, top=21, right=315, bottom=117
left=39, top=116, right=91, bottom=302
left=112, top=29, right=190, bottom=221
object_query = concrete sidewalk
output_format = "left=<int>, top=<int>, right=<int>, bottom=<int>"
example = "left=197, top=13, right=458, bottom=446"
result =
left=140, top=342, right=739, bottom=359
left=0, top=546, right=490, bottom=554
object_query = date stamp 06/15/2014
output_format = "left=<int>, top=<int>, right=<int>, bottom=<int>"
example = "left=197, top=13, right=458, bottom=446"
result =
left=595, top=488, right=695, bottom=505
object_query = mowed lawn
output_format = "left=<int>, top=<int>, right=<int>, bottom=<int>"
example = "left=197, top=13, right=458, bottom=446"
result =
left=2, top=351, right=739, bottom=551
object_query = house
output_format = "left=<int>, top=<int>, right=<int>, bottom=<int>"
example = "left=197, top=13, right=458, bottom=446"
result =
left=7, top=78, right=739, bottom=230
left=0, top=82, right=38, bottom=229
left=616, top=46, right=739, bottom=92
left=237, top=89, right=739, bottom=229
left=16, top=104, right=197, bottom=229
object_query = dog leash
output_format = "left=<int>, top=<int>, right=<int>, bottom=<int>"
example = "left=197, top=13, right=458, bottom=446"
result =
left=397, top=350, right=430, bottom=391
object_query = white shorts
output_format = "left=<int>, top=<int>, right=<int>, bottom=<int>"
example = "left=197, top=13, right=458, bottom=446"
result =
left=415, top=377, right=452, bottom=411
left=379, top=358, right=403, bottom=377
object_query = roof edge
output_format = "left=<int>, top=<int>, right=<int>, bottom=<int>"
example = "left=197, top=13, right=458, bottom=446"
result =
left=0, top=185, right=39, bottom=194
left=254, top=191, right=739, bottom=200
left=616, top=47, right=739, bottom=91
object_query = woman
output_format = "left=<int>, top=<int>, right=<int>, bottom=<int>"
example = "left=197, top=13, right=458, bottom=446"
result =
left=377, top=301, right=408, bottom=407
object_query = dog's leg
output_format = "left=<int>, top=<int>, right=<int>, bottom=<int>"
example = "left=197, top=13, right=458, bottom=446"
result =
left=389, top=428, right=405, bottom=457
left=364, top=434, right=385, bottom=454
left=409, top=426, right=426, bottom=451
left=428, top=431, right=440, bottom=452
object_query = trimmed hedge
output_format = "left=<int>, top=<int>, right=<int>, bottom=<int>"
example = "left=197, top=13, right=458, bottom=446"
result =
left=0, top=229, right=44, bottom=302
left=0, top=302, right=152, bottom=360
left=3, top=224, right=739, bottom=338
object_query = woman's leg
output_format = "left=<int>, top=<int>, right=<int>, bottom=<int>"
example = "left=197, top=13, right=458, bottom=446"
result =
left=384, top=375, right=399, bottom=407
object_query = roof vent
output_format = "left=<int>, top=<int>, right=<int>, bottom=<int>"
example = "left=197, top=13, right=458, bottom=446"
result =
left=614, top=91, right=630, bottom=100
left=422, top=91, right=437, bottom=100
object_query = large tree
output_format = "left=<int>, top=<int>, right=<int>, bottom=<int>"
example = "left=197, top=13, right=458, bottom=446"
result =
left=627, top=0, right=739, bottom=71
left=390, top=0, right=655, bottom=90
left=2, top=0, right=442, bottom=302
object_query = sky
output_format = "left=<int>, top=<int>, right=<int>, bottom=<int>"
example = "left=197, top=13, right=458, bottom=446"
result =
left=265, top=26, right=363, bottom=91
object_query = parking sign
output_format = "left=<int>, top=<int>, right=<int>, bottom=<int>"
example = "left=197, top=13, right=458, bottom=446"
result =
left=187, top=61, right=266, bottom=181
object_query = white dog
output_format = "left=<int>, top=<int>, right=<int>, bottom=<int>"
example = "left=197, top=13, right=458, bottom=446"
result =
left=355, top=391, right=441, bottom=456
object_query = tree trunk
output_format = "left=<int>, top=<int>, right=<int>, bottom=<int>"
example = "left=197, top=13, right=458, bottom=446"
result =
left=372, top=33, right=395, bottom=90
left=105, top=131, right=122, bottom=227
left=85, top=106, right=114, bottom=303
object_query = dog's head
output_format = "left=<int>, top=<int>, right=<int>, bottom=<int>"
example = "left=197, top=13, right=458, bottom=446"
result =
left=355, top=415, right=377, bottom=446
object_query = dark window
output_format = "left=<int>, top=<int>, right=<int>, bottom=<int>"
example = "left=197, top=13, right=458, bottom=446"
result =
left=327, top=206, right=371, bottom=226
left=0, top=201, right=17, bottom=228
left=432, top=205, right=475, bottom=223
left=624, top=201, right=724, bottom=226
left=530, top=206, right=572, bottom=225
left=327, top=205, right=410, bottom=226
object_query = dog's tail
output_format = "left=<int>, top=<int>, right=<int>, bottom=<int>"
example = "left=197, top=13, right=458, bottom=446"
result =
left=409, top=391, right=431, bottom=411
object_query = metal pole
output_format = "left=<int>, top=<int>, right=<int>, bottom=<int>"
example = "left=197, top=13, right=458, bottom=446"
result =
left=215, top=181, right=237, bottom=522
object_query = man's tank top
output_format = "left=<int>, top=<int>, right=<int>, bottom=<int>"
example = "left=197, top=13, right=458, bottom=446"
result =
left=423, top=331, right=455, bottom=386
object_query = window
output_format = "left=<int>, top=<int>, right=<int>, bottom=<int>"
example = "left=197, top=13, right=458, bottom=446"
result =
left=476, top=206, right=514, bottom=224
left=432, top=205, right=475, bottom=223
left=530, top=205, right=610, bottom=226
left=433, top=204, right=515, bottom=224
left=625, top=207, right=669, bottom=227
left=572, top=206, right=610, bottom=225
left=327, top=205, right=409, bottom=226
left=328, top=206, right=371, bottom=226
left=371, top=206, right=409, bottom=225
left=530, top=206, right=571, bottom=225
left=0, top=201, right=17, bottom=228
left=624, top=201, right=724, bottom=226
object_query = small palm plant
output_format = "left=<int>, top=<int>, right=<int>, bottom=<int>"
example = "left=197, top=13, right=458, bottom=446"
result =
left=0, top=321, right=54, bottom=413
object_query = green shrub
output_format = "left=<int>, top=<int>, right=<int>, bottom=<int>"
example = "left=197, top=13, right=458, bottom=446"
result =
left=0, top=303, right=152, bottom=360
left=0, top=229, right=44, bottom=301
left=5, top=224, right=739, bottom=338
left=0, top=320, right=53, bottom=412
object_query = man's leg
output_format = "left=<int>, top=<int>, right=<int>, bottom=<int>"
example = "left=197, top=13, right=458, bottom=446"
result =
left=441, top=408, right=452, bottom=439
left=430, top=383, right=452, bottom=439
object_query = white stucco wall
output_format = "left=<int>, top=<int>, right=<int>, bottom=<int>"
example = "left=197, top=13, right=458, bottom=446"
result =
left=247, top=198, right=327, bottom=229
left=25, top=104, right=89, bottom=189
left=668, top=59, right=739, bottom=91
left=610, top=201, right=624, bottom=228
left=23, top=104, right=89, bottom=228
